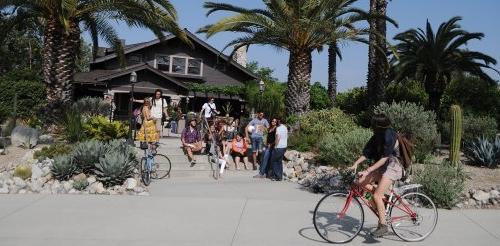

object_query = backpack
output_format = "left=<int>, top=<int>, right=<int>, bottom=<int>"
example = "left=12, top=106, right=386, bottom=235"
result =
left=396, top=133, right=415, bottom=182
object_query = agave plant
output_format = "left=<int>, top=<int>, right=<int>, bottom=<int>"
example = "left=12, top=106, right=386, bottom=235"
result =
left=106, top=140, right=138, bottom=163
left=72, top=140, right=108, bottom=173
left=95, top=152, right=136, bottom=187
left=51, top=155, right=78, bottom=181
left=72, top=97, right=112, bottom=118
left=464, top=136, right=500, bottom=168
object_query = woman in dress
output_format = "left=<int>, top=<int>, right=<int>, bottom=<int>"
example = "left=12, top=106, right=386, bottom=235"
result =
left=136, top=98, right=160, bottom=146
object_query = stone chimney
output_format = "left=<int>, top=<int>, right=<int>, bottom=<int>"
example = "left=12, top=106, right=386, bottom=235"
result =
left=232, top=45, right=247, bottom=67
left=119, top=39, right=126, bottom=48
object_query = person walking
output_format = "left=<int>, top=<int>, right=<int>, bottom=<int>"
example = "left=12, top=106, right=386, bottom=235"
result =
left=270, top=119, right=288, bottom=181
left=199, top=97, right=219, bottom=126
left=133, top=89, right=168, bottom=139
left=246, top=112, right=269, bottom=170
left=181, top=119, right=203, bottom=165
left=254, top=118, right=277, bottom=178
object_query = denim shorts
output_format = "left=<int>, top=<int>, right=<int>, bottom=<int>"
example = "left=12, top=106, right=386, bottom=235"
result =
left=251, top=137, right=264, bottom=152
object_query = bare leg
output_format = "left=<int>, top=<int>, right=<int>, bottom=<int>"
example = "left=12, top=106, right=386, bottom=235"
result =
left=252, top=152, right=258, bottom=168
left=235, top=156, right=240, bottom=170
left=185, top=147, right=193, bottom=162
left=373, top=176, right=393, bottom=225
left=243, top=156, right=250, bottom=170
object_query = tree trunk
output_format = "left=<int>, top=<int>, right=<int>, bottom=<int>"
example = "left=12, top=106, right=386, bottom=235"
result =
left=327, top=43, right=338, bottom=106
left=286, top=50, right=312, bottom=116
left=43, top=18, right=80, bottom=109
left=367, top=0, right=388, bottom=107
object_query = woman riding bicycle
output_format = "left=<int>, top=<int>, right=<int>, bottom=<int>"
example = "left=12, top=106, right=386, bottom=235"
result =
left=136, top=97, right=160, bottom=147
left=349, top=113, right=403, bottom=238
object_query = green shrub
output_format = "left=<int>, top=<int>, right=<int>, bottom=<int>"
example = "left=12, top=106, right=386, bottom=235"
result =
left=33, top=143, right=73, bottom=161
left=0, top=78, right=46, bottom=123
left=374, top=101, right=438, bottom=163
left=13, top=166, right=32, bottom=180
left=72, top=140, right=108, bottom=173
left=297, top=108, right=358, bottom=136
left=288, top=132, right=319, bottom=152
left=62, top=110, right=86, bottom=143
left=73, top=179, right=89, bottom=191
left=385, top=80, right=428, bottom=107
left=464, top=136, right=500, bottom=168
left=310, top=82, right=332, bottom=110
left=72, top=97, right=112, bottom=117
left=244, top=80, right=286, bottom=120
left=414, top=162, right=468, bottom=209
left=318, top=128, right=372, bottom=167
left=95, top=151, right=137, bottom=187
left=83, top=116, right=128, bottom=141
left=441, top=114, right=497, bottom=145
left=51, top=155, right=78, bottom=181
left=336, top=87, right=368, bottom=115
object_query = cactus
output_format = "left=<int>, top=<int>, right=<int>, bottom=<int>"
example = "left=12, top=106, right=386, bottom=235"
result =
left=51, top=155, right=78, bottom=181
left=95, top=151, right=136, bottom=187
left=72, top=140, right=108, bottom=173
left=13, top=165, right=32, bottom=180
left=449, top=105, right=463, bottom=167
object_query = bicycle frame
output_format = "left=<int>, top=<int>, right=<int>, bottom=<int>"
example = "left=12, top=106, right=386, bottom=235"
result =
left=340, top=183, right=418, bottom=224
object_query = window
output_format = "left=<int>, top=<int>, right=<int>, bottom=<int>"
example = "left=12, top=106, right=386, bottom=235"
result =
left=156, top=55, right=170, bottom=72
left=155, top=55, right=203, bottom=76
left=172, top=57, right=186, bottom=74
left=188, top=58, right=202, bottom=75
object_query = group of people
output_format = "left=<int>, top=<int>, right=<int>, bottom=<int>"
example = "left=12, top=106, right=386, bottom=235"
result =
left=134, top=89, right=169, bottom=145
left=179, top=97, right=289, bottom=180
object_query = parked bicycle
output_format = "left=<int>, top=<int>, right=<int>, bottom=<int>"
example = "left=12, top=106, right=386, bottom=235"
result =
left=139, top=142, right=172, bottom=186
left=201, top=117, right=223, bottom=180
left=313, top=170, right=437, bottom=243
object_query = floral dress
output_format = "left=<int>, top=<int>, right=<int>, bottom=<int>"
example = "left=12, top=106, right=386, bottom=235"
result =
left=136, top=107, right=159, bottom=143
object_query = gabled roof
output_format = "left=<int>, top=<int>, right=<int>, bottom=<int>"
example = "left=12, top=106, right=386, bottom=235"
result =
left=73, top=63, right=188, bottom=90
left=91, top=29, right=259, bottom=80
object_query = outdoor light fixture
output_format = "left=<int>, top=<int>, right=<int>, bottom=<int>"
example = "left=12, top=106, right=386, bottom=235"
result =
left=259, top=80, right=265, bottom=93
left=126, top=71, right=138, bottom=146
left=130, top=71, right=138, bottom=84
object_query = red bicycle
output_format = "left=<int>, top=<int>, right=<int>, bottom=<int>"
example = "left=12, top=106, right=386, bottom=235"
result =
left=313, top=172, right=437, bottom=243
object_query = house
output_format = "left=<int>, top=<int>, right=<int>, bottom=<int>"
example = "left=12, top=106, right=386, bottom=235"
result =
left=73, top=29, right=259, bottom=118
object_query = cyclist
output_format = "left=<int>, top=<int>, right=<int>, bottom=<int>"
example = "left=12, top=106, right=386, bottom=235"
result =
left=349, top=114, right=403, bottom=238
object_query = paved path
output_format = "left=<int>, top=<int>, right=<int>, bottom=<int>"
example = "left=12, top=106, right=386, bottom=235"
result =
left=1, top=137, right=499, bottom=245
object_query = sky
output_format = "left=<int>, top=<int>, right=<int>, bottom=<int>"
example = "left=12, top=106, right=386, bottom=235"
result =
left=85, top=0, right=500, bottom=92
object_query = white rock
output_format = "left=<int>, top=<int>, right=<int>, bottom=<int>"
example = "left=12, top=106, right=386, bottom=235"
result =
left=29, top=180, right=43, bottom=192
left=0, top=186, right=9, bottom=194
left=284, top=167, right=295, bottom=179
left=89, top=182, right=105, bottom=194
left=13, top=177, right=27, bottom=189
left=87, top=176, right=97, bottom=185
left=38, top=134, right=54, bottom=144
left=68, top=189, right=77, bottom=194
left=18, top=189, right=27, bottom=194
left=290, top=177, right=299, bottom=182
left=108, top=190, right=118, bottom=195
left=490, top=190, right=500, bottom=199
left=62, top=181, right=73, bottom=192
left=473, top=190, right=490, bottom=202
left=133, top=186, right=144, bottom=193
left=294, top=164, right=303, bottom=174
left=124, top=178, right=138, bottom=190
left=137, top=191, right=150, bottom=196
left=301, top=162, right=309, bottom=172
left=284, top=150, right=300, bottom=161
left=11, top=126, right=39, bottom=148
left=41, top=166, right=51, bottom=176
left=31, top=165, right=43, bottom=180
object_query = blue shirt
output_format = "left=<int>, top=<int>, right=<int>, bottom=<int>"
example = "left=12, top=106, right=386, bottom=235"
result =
left=362, top=128, right=398, bottom=160
left=249, top=118, right=269, bottom=138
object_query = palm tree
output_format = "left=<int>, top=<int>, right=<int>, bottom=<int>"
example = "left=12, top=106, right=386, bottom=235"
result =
left=367, top=0, right=389, bottom=107
left=0, top=0, right=188, bottom=109
left=392, top=16, right=499, bottom=112
left=199, top=0, right=367, bottom=115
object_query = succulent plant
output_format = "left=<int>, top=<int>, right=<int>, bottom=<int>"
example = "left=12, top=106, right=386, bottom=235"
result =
left=95, top=152, right=137, bottom=187
left=106, top=140, right=138, bottom=163
left=72, top=140, right=108, bottom=173
left=73, top=179, right=89, bottom=191
left=449, top=105, right=463, bottom=167
left=464, top=136, right=500, bottom=168
left=13, top=166, right=32, bottom=180
left=51, top=155, right=78, bottom=181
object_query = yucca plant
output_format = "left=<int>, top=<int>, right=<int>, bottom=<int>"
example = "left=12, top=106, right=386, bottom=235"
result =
left=72, top=140, right=108, bottom=173
left=62, top=109, right=85, bottom=143
left=464, top=136, right=500, bottom=168
left=51, top=155, right=78, bottom=181
left=95, top=152, right=136, bottom=187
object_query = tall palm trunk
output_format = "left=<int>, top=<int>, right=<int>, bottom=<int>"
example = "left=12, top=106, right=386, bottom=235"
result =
left=327, top=43, right=338, bottom=106
left=367, top=0, right=388, bottom=107
left=43, top=18, right=80, bottom=109
left=286, top=50, right=312, bottom=115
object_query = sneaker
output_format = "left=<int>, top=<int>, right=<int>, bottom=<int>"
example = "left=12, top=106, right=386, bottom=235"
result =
left=371, top=224, right=388, bottom=238
left=253, top=174, right=264, bottom=179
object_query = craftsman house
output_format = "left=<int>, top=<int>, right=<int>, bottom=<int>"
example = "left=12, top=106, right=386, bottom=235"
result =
left=73, top=29, right=258, bottom=118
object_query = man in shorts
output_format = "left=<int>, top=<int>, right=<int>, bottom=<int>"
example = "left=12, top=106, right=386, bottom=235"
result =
left=246, top=112, right=269, bottom=170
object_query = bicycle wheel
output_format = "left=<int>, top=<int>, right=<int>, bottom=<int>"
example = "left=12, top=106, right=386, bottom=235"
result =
left=140, top=157, right=151, bottom=186
left=313, top=192, right=364, bottom=243
left=389, top=192, right=438, bottom=242
left=151, top=154, right=171, bottom=179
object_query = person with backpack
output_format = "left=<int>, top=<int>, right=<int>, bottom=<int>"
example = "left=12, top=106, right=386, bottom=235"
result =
left=349, top=114, right=405, bottom=238
left=199, top=97, right=220, bottom=125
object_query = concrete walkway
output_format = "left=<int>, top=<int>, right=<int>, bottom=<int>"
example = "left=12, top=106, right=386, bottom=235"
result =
left=1, top=137, right=499, bottom=245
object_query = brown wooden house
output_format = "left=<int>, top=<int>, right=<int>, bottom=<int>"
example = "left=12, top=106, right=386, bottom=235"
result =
left=73, top=29, right=258, bottom=118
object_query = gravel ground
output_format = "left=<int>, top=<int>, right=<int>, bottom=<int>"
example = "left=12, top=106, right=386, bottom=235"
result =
left=463, top=165, right=500, bottom=191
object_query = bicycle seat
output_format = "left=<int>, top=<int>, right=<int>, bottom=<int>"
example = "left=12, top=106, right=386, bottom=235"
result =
left=393, top=184, right=422, bottom=196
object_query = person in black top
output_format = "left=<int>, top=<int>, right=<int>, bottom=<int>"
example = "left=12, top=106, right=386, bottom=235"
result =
left=349, top=114, right=403, bottom=238
left=254, top=118, right=278, bottom=178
